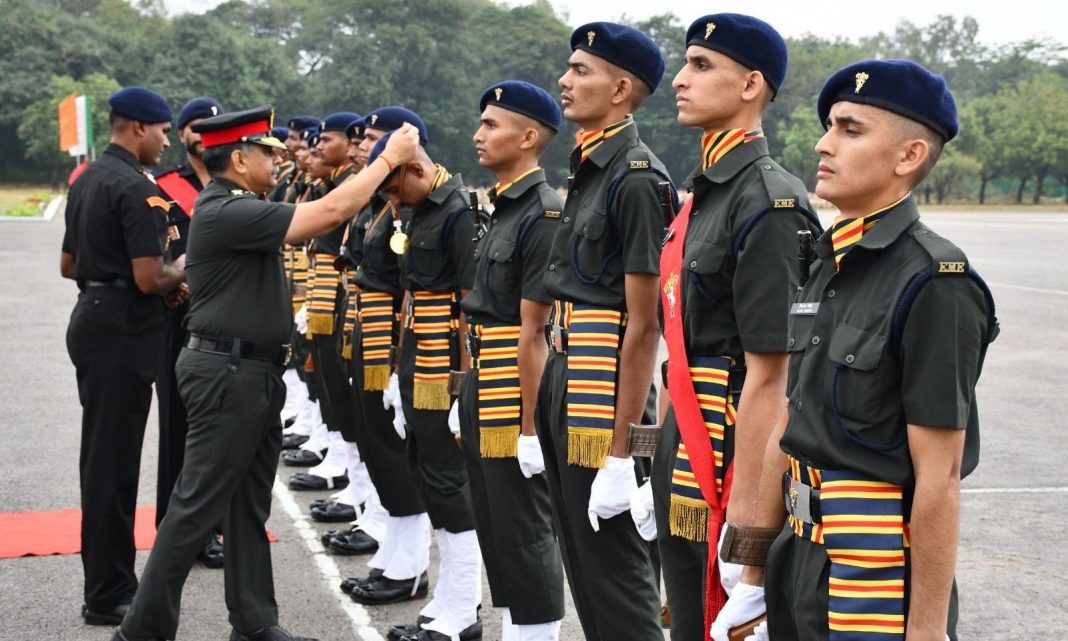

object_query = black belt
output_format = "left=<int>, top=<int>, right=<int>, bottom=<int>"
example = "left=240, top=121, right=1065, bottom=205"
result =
left=660, top=360, right=746, bottom=395
left=186, top=333, right=292, bottom=366
left=782, top=472, right=821, bottom=524
left=82, top=277, right=134, bottom=289
left=544, top=324, right=568, bottom=354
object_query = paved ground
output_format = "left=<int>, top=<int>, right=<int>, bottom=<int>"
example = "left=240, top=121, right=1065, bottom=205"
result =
left=0, top=207, right=1065, bottom=641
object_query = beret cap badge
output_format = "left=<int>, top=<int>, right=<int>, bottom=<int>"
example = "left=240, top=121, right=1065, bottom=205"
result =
left=494, top=87, right=503, bottom=101
left=855, top=71, right=869, bottom=94
left=587, top=30, right=596, bottom=46
left=705, top=22, right=716, bottom=39
left=369, top=114, right=378, bottom=126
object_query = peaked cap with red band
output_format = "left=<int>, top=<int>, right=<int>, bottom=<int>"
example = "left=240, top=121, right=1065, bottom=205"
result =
left=191, top=104, right=286, bottom=150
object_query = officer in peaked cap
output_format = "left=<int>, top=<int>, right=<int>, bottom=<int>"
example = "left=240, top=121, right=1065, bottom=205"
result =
left=61, top=85, right=187, bottom=627
left=113, top=106, right=421, bottom=641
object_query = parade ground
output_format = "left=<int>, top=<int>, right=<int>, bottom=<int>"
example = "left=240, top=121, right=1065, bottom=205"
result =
left=0, top=207, right=1065, bottom=641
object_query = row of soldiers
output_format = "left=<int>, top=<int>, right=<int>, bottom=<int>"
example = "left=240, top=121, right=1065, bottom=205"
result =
left=61, top=11, right=997, bottom=641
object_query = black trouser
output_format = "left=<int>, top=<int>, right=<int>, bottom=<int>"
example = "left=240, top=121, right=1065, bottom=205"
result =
left=398, top=328, right=475, bottom=533
left=458, top=370, right=564, bottom=624
left=122, top=349, right=285, bottom=639
left=349, top=324, right=424, bottom=516
left=535, top=351, right=662, bottom=641
left=765, top=523, right=960, bottom=641
left=155, top=302, right=188, bottom=525
left=652, top=407, right=707, bottom=641
left=310, top=329, right=357, bottom=441
left=67, top=288, right=165, bottom=612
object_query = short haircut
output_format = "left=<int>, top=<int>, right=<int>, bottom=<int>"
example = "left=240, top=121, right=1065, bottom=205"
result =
left=533, top=121, right=557, bottom=154
left=623, top=70, right=652, bottom=109
left=894, top=115, right=944, bottom=186
left=203, top=142, right=252, bottom=175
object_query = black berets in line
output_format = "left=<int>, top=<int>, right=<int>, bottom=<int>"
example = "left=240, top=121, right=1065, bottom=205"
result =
left=322, top=111, right=362, bottom=132
left=306, top=128, right=322, bottom=148
left=479, top=80, right=562, bottom=131
left=570, top=22, right=665, bottom=93
left=288, top=115, right=320, bottom=131
left=177, top=97, right=223, bottom=130
left=817, top=59, right=958, bottom=141
left=685, top=14, right=788, bottom=98
left=362, top=106, right=429, bottom=147
left=345, top=117, right=364, bottom=140
left=270, top=126, right=290, bottom=141
left=108, top=86, right=172, bottom=124
left=191, top=105, right=286, bottom=150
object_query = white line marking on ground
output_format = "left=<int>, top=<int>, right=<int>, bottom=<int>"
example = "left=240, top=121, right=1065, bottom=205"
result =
left=987, top=282, right=1068, bottom=297
left=43, top=196, right=63, bottom=221
left=963, top=486, right=1068, bottom=494
left=272, top=477, right=385, bottom=641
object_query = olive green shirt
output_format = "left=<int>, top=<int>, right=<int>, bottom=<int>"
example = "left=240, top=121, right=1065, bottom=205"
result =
left=400, top=174, right=476, bottom=293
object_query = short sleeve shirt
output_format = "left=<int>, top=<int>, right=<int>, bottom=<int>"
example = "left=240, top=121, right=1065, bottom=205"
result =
left=401, top=174, right=476, bottom=294
left=353, top=196, right=405, bottom=297
left=182, top=177, right=296, bottom=345
left=61, top=143, right=168, bottom=284
left=461, top=168, right=560, bottom=325
left=543, top=117, right=666, bottom=310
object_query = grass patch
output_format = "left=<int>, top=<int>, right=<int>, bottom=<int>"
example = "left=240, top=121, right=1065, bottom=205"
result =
left=0, top=185, right=59, bottom=217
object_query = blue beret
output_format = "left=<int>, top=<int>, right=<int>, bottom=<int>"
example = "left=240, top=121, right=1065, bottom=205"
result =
left=685, top=14, right=788, bottom=98
left=366, top=131, right=395, bottom=169
left=177, top=97, right=223, bottom=130
left=322, top=111, right=361, bottom=132
left=270, top=126, right=290, bottom=140
left=305, top=128, right=322, bottom=148
left=363, top=106, right=429, bottom=147
left=479, top=80, right=562, bottom=131
left=108, top=86, right=172, bottom=124
left=818, top=59, right=958, bottom=141
left=345, top=117, right=365, bottom=140
left=288, top=115, right=320, bottom=131
left=570, top=22, right=665, bottom=93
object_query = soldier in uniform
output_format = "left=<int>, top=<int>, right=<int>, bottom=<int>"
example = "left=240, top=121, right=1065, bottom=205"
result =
left=112, top=107, right=421, bottom=641
left=357, top=117, right=482, bottom=641
left=60, top=86, right=187, bottom=627
left=457, top=80, right=566, bottom=641
left=536, top=22, right=668, bottom=641
left=636, top=15, right=823, bottom=641
left=152, top=96, right=227, bottom=569
left=745, top=61, right=998, bottom=641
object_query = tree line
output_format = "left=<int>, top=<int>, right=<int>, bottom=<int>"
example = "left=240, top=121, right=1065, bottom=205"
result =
left=2, top=0, right=1067, bottom=204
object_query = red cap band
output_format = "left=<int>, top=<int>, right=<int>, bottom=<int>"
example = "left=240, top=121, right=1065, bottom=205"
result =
left=200, top=120, right=271, bottom=148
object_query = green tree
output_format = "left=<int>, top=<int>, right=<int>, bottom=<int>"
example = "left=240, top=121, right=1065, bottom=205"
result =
left=779, top=105, right=824, bottom=191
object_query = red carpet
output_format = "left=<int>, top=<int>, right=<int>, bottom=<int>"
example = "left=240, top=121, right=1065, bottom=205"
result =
left=0, top=505, right=277, bottom=559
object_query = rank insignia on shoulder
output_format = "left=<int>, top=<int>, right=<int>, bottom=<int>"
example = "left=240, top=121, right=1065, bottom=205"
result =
left=629, top=160, right=649, bottom=169
left=938, top=261, right=966, bottom=273
left=231, top=189, right=248, bottom=196
left=146, top=195, right=171, bottom=211
left=544, top=210, right=561, bottom=219
left=142, top=171, right=157, bottom=185
left=773, top=198, right=796, bottom=209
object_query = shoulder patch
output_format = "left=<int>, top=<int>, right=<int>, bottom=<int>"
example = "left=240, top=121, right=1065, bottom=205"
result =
left=757, top=160, right=807, bottom=211
left=773, top=198, right=796, bottom=209
left=146, top=195, right=171, bottom=211
left=544, top=210, right=561, bottom=219
left=629, top=160, right=649, bottom=170
left=912, top=224, right=968, bottom=275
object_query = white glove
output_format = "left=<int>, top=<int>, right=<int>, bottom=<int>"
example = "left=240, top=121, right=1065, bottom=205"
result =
left=710, top=582, right=766, bottom=641
left=392, top=407, right=407, bottom=440
left=743, top=620, right=769, bottom=641
left=382, top=373, right=400, bottom=410
left=629, top=481, right=657, bottom=541
left=587, top=455, right=637, bottom=532
left=447, top=400, right=460, bottom=436
left=717, top=522, right=743, bottom=595
left=294, top=304, right=308, bottom=334
left=516, top=434, right=545, bottom=478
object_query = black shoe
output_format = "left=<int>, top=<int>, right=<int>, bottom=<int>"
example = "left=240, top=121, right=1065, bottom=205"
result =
left=327, top=528, right=378, bottom=555
left=282, top=433, right=310, bottom=450
left=310, top=499, right=357, bottom=523
left=349, top=572, right=428, bottom=605
left=387, top=616, right=431, bottom=641
left=284, top=415, right=297, bottom=428
left=288, top=472, right=348, bottom=491
left=341, top=568, right=384, bottom=594
left=399, top=620, right=482, bottom=641
left=282, top=448, right=326, bottom=467
left=320, top=527, right=346, bottom=547
left=229, top=625, right=318, bottom=641
left=197, top=532, right=224, bottom=568
left=82, top=602, right=131, bottom=626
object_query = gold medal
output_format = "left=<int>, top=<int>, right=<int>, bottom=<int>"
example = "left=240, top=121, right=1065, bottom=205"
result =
left=390, top=230, right=410, bottom=255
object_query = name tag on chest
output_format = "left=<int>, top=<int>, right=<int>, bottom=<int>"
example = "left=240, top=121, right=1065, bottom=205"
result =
left=790, top=302, right=820, bottom=316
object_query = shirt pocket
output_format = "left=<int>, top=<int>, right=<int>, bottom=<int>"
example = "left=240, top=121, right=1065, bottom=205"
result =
left=570, top=204, right=611, bottom=282
left=482, top=238, right=519, bottom=315
left=825, top=322, right=903, bottom=451
left=682, top=239, right=729, bottom=309
left=408, top=220, right=447, bottom=284
left=786, top=304, right=816, bottom=390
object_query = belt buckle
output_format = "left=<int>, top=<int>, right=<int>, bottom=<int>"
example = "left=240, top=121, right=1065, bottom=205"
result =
left=784, top=476, right=817, bottom=524
left=282, top=344, right=293, bottom=366
left=552, top=325, right=563, bottom=353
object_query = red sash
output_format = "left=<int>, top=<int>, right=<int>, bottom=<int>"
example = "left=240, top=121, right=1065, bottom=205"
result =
left=659, top=197, right=735, bottom=638
left=156, top=171, right=200, bottom=218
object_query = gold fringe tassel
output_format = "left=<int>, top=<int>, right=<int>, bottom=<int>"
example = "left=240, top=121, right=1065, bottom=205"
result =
left=566, top=428, right=613, bottom=469
left=414, top=380, right=451, bottom=410
left=479, top=426, right=521, bottom=458
left=668, top=498, right=710, bottom=542
left=341, top=335, right=352, bottom=361
left=363, top=365, right=391, bottom=392
left=307, top=314, right=334, bottom=337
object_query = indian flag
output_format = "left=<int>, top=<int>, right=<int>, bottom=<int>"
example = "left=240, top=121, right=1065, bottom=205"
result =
left=58, top=94, right=94, bottom=157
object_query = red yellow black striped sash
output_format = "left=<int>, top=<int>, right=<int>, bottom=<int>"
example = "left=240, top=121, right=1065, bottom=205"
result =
left=306, top=255, right=339, bottom=336
left=359, top=291, right=396, bottom=391
left=561, top=302, right=626, bottom=468
left=411, top=291, right=458, bottom=410
left=284, top=244, right=309, bottom=316
left=341, top=280, right=358, bottom=360
left=471, top=322, right=522, bottom=458
left=787, top=456, right=908, bottom=640
left=668, top=356, right=737, bottom=541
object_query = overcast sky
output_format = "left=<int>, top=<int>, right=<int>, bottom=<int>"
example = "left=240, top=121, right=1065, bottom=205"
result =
left=164, top=0, right=1064, bottom=48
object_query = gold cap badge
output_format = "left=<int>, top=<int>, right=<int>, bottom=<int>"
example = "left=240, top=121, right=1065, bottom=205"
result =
left=587, top=30, right=596, bottom=46
left=494, top=87, right=503, bottom=101
left=370, top=114, right=378, bottom=126
left=855, top=71, right=869, bottom=94
left=705, top=22, right=716, bottom=39
left=210, top=105, right=218, bottom=116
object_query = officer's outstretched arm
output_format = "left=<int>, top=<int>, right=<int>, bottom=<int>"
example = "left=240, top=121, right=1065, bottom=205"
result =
left=286, top=124, right=419, bottom=244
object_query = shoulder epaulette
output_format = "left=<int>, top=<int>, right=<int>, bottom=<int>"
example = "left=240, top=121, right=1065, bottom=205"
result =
left=757, top=160, right=804, bottom=210
left=626, top=147, right=651, bottom=171
left=536, top=183, right=563, bottom=220
left=910, top=223, right=968, bottom=275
